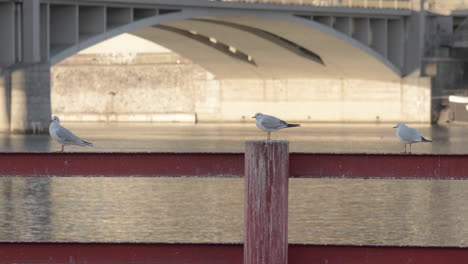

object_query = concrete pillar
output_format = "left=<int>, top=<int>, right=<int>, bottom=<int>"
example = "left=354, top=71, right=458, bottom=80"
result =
left=430, top=60, right=464, bottom=122
left=10, top=64, right=51, bottom=133
left=40, top=4, right=50, bottom=61
left=0, top=70, right=11, bottom=132
left=50, top=5, right=78, bottom=49
left=388, top=19, right=404, bottom=69
left=401, top=76, right=431, bottom=123
left=244, top=141, right=289, bottom=264
left=405, top=0, right=426, bottom=76
left=334, top=17, right=352, bottom=36
left=107, top=7, right=133, bottom=29
left=353, top=17, right=370, bottom=45
left=0, top=2, right=15, bottom=67
left=79, top=6, right=106, bottom=37
left=22, top=0, right=41, bottom=63
left=370, top=18, right=387, bottom=58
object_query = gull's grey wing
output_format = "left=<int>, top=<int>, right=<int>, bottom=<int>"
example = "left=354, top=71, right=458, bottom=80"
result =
left=399, top=126, right=423, bottom=142
left=260, top=115, right=288, bottom=130
left=55, top=126, right=86, bottom=145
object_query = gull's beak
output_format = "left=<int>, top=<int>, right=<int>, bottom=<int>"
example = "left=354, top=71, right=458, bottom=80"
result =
left=251, top=116, right=255, bottom=118
left=393, top=126, right=397, bottom=128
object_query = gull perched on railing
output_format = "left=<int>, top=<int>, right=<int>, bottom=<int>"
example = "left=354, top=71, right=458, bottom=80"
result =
left=252, top=113, right=300, bottom=140
left=49, top=116, right=93, bottom=152
left=393, top=122, right=431, bottom=153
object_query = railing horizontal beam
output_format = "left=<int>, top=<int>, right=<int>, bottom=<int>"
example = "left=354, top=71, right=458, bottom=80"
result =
left=1, top=152, right=468, bottom=179
left=290, top=153, right=468, bottom=179
left=1, top=242, right=468, bottom=264
left=0, top=242, right=242, bottom=264
left=0, top=152, right=244, bottom=177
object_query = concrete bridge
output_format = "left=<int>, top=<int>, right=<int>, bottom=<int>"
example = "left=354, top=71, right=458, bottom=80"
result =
left=0, top=0, right=466, bottom=132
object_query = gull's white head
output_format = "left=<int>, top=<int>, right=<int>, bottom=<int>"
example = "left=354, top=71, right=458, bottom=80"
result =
left=252, top=113, right=263, bottom=119
left=51, top=116, right=60, bottom=123
left=393, top=122, right=404, bottom=129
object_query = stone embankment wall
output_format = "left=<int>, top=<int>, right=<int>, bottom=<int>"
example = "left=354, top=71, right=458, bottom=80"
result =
left=51, top=52, right=431, bottom=123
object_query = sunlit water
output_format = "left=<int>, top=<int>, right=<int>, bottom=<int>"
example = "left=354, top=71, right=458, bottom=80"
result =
left=2, top=177, right=468, bottom=246
left=0, top=122, right=466, bottom=153
left=2, top=123, right=468, bottom=246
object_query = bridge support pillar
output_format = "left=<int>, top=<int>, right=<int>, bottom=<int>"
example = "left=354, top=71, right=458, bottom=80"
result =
left=405, top=0, right=426, bottom=75
left=22, top=0, right=41, bottom=64
left=0, top=70, right=10, bottom=132
left=0, top=2, right=15, bottom=67
left=401, top=76, right=432, bottom=123
left=10, top=64, right=51, bottom=133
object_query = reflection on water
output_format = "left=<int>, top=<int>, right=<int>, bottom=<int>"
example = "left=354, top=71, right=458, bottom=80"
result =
left=1, top=177, right=468, bottom=246
left=290, top=178, right=468, bottom=246
left=0, top=177, right=242, bottom=243
left=0, top=122, right=466, bottom=153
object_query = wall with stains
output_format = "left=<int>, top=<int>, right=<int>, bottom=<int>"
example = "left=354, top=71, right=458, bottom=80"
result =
left=51, top=52, right=431, bottom=123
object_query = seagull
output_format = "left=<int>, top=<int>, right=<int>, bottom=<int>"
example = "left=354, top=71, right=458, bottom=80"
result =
left=393, top=122, right=431, bottom=153
left=49, top=116, right=93, bottom=152
left=252, top=113, right=300, bottom=140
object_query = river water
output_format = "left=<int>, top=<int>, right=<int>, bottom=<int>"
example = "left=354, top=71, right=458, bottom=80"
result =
left=0, top=122, right=464, bottom=153
left=1, top=122, right=468, bottom=246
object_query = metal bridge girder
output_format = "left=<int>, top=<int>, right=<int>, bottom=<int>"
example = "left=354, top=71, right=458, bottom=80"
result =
left=0, top=0, right=418, bottom=80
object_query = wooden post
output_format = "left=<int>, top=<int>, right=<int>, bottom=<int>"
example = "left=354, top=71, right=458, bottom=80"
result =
left=244, top=141, right=289, bottom=264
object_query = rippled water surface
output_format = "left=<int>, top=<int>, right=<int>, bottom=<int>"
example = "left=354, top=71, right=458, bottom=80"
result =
left=1, top=123, right=468, bottom=246
left=0, top=122, right=464, bottom=153
left=2, top=177, right=468, bottom=246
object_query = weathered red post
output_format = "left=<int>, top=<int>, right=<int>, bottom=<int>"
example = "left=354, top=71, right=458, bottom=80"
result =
left=244, top=141, right=289, bottom=264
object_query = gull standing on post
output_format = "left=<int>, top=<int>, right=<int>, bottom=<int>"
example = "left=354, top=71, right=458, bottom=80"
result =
left=393, top=122, right=431, bottom=153
left=49, top=116, right=93, bottom=152
left=252, top=113, right=300, bottom=140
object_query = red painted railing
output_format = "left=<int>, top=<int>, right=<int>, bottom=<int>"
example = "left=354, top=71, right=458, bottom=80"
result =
left=2, top=152, right=468, bottom=179
left=2, top=242, right=468, bottom=264
left=3, top=149, right=468, bottom=263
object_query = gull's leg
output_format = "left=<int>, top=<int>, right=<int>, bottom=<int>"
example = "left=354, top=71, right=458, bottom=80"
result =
left=267, top=132, right=271, bottom=141
left=61, top=145, right=64, bottom=152
left=409, top=144, right=412, bottom=154
left=403, top=144, right=406, bottom=153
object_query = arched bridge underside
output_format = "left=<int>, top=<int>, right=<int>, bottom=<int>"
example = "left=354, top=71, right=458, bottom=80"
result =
left=0, top=0, right=415, bottom=80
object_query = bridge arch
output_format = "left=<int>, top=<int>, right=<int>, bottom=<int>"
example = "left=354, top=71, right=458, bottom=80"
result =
left=51, top=8, right=402, bottom=80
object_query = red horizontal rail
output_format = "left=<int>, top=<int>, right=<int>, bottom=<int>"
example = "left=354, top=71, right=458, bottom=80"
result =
left=0, top=152, right=468, bottom=179
left=0, top=152, right=243, bottom=177
left=1, top=242, right=467, bottom=264
left=1, top=152, right=468, bottom=179
left=290, top=153, right=468, bottom=179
